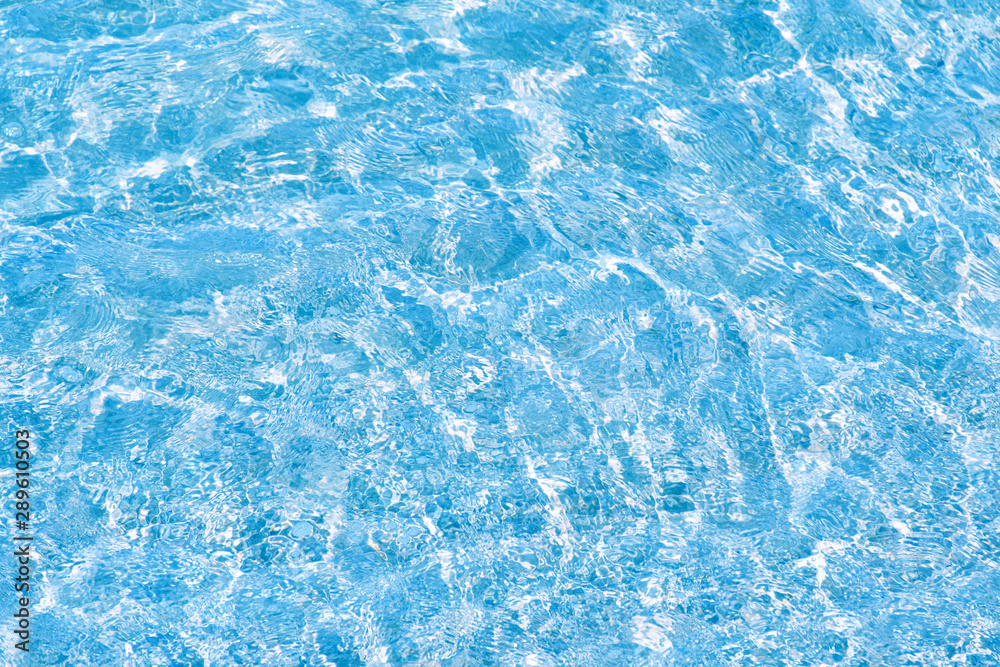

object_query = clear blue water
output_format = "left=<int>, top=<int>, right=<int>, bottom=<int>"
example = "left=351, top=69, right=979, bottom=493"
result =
left=2, top=0, right=1000, bottom=664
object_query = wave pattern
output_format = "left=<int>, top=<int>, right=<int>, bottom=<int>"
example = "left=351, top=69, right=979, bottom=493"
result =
left=2, top=0, right=1000, bottom=664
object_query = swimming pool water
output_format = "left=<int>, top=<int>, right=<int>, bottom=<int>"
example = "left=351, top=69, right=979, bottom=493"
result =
left=2, top=0, right=1000, bottom=664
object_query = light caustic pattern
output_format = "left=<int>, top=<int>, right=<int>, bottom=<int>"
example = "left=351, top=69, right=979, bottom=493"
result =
left=1, top=0, right=999, bottom=664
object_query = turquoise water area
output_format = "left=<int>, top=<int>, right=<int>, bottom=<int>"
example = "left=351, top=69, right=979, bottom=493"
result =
left=2, top=0, right=1000, bottom=664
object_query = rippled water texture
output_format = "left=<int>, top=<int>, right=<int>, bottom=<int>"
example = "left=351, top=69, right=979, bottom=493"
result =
left=2, top=0, right=1000, bottom=664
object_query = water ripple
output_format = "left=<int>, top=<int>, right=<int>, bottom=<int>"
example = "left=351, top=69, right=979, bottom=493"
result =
left=3, top=0, right=1000, bottom=664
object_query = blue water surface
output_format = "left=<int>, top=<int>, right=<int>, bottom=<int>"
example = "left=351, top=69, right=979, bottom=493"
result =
left=2, top=0, right=1000, bottom=664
